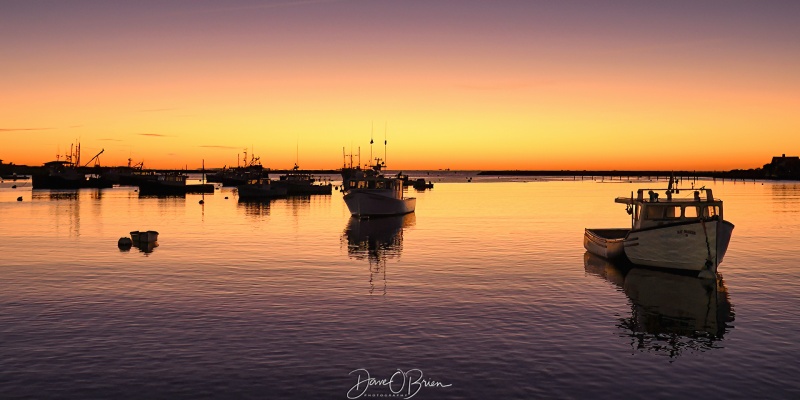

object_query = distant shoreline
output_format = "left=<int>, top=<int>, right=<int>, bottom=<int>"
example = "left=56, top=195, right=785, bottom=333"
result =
left=476, top=169, right=763, bottom=179
left=0, top=164, right=792, bottom=181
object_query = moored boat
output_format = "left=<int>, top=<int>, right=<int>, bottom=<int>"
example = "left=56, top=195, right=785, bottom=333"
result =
left=207, top=151, right=265, bottom=186
left=584, top=181, right=734, bottom=275
left=583, top=228, right=628, bottom=259
left=137, top=172, right=214, bottom=196
left=411, top=178, right=434, bottom=190
left=130, top=230, right=159, bottom=243
left=275, top=164, right=332, bottom=195
left=237, top=176, right=288, bottom=200
left=342, top=157, right=415, bottom=218
left=32, top=161, right=86, bottom=189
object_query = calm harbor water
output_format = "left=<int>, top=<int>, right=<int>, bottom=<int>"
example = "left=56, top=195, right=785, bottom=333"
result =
left=1, top=174, right=799, bottom=399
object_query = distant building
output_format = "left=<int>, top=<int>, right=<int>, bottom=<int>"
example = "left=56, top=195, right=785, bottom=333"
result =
left=764, top=154, right=800, bottom=179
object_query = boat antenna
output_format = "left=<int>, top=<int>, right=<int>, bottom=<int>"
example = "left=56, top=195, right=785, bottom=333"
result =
left=630, top=191, right=634, bottom=229
left=370, top=121, right=374, bottom=167
left=668, top=173, right=675, bottom=193
left=384, top=122, right=387, bottom=168
left=200, top=159, right=205, bottom=205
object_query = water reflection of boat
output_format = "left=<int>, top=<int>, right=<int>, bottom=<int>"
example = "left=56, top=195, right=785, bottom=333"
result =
left=31, top=190, right=80, bottom=200
left=343, top=214, right=416, bottom=294
left=584, top=252, right=734, bottom=358
left=236, top=198, right=274, bottom=217
left=585, top=180, right=734, bottom=275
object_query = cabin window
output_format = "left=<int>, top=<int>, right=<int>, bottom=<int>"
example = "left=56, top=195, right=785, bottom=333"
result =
left=703, top=206, right=719, bottom=218
left=664, top=206, right=680, bottom=218
left=644, top=205, right=680, bottom=220
left=645, top=206, right=664, bottom=219
left=684, top=206, right=699, bottom=218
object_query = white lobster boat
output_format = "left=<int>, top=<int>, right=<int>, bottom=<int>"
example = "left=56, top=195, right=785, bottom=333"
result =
left=585, top=183, right=734, bottom=274
left=343, top=158, right=415, bottom=218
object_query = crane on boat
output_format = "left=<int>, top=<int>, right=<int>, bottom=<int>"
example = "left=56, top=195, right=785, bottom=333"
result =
left=83, top=148, right=104, bottom=167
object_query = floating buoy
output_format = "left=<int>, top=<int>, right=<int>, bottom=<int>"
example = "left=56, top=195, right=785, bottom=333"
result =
left=118, top=237, right=133, bottom=249
left=17, top=196, right=23, bottom=201
left=12, top=185, right=16, bottom=189
left=224, top=196, right=228, bottom=199
left=199, top=199, right=204, bottom=204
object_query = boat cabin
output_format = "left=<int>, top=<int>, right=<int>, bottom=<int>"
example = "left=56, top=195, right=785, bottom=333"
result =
left=157, top=172, right=187, bottom=185
left=615, top=188, right=723, bottom=230
left=346, top=172, right=404, bottom=198
left=245, top=176, right=271, bottom=186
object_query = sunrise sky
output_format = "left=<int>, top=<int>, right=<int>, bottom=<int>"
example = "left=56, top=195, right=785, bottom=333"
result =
left=2, top=0, right=799, bottom=170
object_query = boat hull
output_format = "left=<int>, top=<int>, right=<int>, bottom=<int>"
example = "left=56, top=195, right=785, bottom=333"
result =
left=343, top=191, right=416, bottom=217
left=138, top=181, right=214, bottom=195
left=237, top=184, right=288, bottom=200
left=275, top=181, right=333, bottom=195
left=32, top=174, right=86, bottom=189
left=130, top=230, right=158, bottom=243
left=624, top=220, right=734, bottom=272
left=584, top=228, right=628, bottom=259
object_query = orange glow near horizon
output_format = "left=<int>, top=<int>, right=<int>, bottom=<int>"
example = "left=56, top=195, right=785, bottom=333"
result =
left=2, top=2, right=799, bottom=171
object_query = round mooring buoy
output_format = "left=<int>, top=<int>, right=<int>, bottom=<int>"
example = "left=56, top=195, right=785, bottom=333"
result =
left=199, top=199, right=205, bottom=204
left=224, top=196, right=228, bottom=199
left=12, top=185, right=16, bottom=189
left=17, top=196, right=23, bottom=201
left=118, top=237, right=133, bottom=249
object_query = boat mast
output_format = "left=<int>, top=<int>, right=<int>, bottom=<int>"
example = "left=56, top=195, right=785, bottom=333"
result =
left=200, top=159, right=206, bottom=205
left=370, top=121, right=374, bottom=168
left=384, top=122, right=387, bottom=169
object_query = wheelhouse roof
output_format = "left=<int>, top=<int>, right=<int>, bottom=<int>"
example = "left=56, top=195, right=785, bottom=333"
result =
left=614, top=188, right=722, bottom=206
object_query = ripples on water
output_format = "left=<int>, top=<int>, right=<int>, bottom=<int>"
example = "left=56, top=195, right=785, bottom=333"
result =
left=1, top=176, right=799, bottom=399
